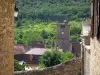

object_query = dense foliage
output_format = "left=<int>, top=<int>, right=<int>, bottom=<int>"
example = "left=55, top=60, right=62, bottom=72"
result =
left=14, top=0, right=90, bottom=71
left=39, top=50, right=74, bottom=67
left=15, top=0, right=90, bottom=21
left=14, top=60, right=25, bottom=71
left=15, top=21, right=82, bottom=45
left=15, top=0, right=90, bottom=45
left=14, top=22, right=56, bottom=46
left=69, top=21, right=82, bottom=42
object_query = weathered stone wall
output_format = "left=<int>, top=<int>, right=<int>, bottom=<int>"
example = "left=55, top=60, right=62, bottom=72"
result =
left=81, top=0, right=100, bottom=75
left=90, top=38, right=100, bottom=75
left=89, top=0, right=100, bottom=74
left=72, top=42, right=81, bottom=57
left=81, top=43, right=90, bottom=75
left=0, top=0, right=14, bottom=75
left=56, top=21, right=71, bottom=52
left=82, top=38, right=100, bottom=75
left=84, top=49, right=90, bottom=75
left=14, top=58, right=81, bottom=75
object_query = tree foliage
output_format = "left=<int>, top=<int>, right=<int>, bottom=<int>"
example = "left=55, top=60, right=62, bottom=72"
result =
left=15, top=0, right=90, bottom=21
left=39, top=50, right=74, bottom=67
left=14, top=60, right=25, bottom=71
left=14, top=0, right=90, bottom=45
left=69, top=21, right=82, bottom=42
left=15, top=21, right=82, bottom=45
left=14, top=22, right=56, bottom=45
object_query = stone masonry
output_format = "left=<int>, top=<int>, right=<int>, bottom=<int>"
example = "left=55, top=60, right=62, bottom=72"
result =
left=81, top=0, right=100, bottom=75
left=14, top=58, right=81, bottom=75
left=90, top=38, right=100, bottom=75
left=0, top=0, right=14, bottom=75
left=56, top=21, right=72, bottom=52
left=90, top=0, right=100, bottom=74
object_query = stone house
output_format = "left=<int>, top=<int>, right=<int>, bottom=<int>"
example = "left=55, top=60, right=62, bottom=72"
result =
left=14, top=48, right=47, bottom=64
left=81, top=0, right=100, bottom=75
left=14, top=44, right=25, bottom=55
left=14, top=41, right=45, bottom=65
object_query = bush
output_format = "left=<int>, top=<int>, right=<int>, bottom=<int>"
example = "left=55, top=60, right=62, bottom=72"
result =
left=14, top=60, right=25, bottom=71
left=69, top=21, right=82, bottom=42
left=61, top=52, right=74, bottom=63
left=39, top=50, right=74, bottom=68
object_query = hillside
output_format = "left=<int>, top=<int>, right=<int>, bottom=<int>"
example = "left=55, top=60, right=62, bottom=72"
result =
left=15, top=0, right=90, bottom=45
left=15, top=0, right=90, bottom=21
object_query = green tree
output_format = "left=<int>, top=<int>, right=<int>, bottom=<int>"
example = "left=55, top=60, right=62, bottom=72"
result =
left=14, top=60, right=25, bottom=71
left=15, top=0, right=90, bottom=21
left=69, top=21, right=82, bottom=42
left=39, top=50, right=74, bottom=67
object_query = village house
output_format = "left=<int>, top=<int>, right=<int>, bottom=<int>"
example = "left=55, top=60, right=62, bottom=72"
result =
left=14, top=41, right=45, bottom=65
left=81, top=0, right=100, bottom=75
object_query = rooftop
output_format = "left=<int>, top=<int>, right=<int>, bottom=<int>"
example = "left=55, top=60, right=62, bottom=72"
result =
left=25, top=48, right=47, bottom=55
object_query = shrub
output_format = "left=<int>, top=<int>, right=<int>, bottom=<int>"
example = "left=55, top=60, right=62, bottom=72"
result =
left=61, top=52, right=74, bottom=63
left=14, top=60, right=25, bottom=71
left=39, top=50, right=74, bottom=68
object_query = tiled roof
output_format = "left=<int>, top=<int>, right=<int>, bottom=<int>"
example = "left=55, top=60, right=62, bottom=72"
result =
left=14, top=45, right=25, bottom=55
left=25, top=48, right=47, bottom=55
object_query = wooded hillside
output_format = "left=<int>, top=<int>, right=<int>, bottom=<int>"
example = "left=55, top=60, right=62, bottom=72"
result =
left=15, top=0, right=90, bottom=21
left=15, top=0, right=90, bottom=45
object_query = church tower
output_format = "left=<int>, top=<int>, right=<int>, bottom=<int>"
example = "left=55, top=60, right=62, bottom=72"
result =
left=56, top=20, right=72, bottom=52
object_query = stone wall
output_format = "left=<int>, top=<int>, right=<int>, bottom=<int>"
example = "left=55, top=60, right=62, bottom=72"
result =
left=14, top=58, right=81, bottom=75
left=89, top=0, right=100, bottom=74
left=0, top=0, right=14, bottom=75
left=90, top=38, right=100, bottom=75
left=82, top=38, right=100, bottom=75
left=72, top=42, right=81, bottom=57
left=56, top=21, right=71, bottom=52
left=81, top=43, right=90, bottom=75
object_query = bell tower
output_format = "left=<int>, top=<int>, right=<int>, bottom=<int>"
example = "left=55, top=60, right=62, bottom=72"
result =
left=56, top=20, right=72, bottom=52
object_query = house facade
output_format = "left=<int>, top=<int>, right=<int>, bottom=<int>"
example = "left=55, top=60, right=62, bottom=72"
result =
left=81, top=0, right=100, bottom=75
left=90, top=0, right=100, bottom=75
